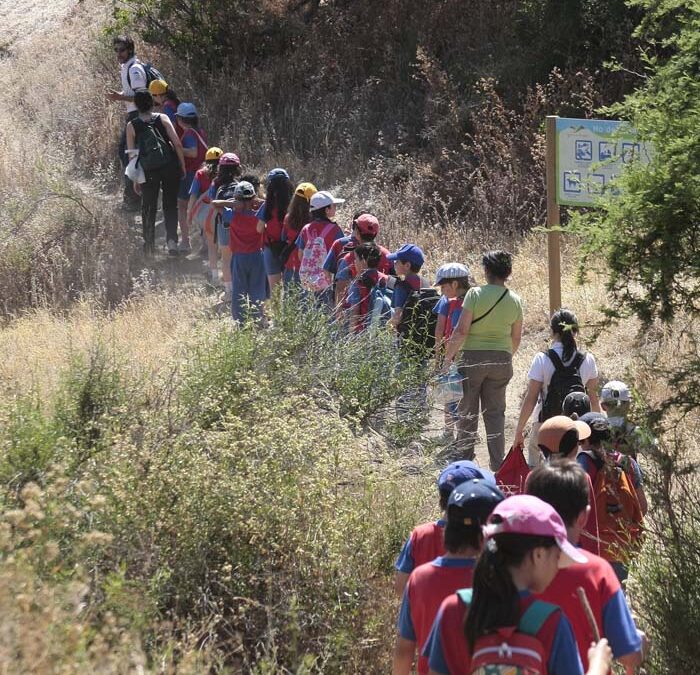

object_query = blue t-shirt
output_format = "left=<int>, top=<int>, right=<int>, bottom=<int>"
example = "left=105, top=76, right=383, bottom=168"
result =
left=323, top=234, right=355, bottom=274
left=392, top=274, right=422, bottom=310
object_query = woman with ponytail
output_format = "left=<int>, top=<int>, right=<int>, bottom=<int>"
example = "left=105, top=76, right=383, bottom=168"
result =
left=424, top=495, right=612, bottom=675
left=513, top=308, right=601, bottom=467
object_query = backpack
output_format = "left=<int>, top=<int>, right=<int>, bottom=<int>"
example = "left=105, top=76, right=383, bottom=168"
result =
left=581, top=450, right=644, bottom=561
left=213, top=181, right=239, bottom=243
left=458, top=589, right=558, bottom=675
left=299, top=222, right=336, bottom=292
left=397, top=285, right=440, bottom=354
left=132, top=115, right=175, bottom=171
left=126, top=61, right=165, bottom=89
left=538, top=350, right=586, bottom=422
left=367, top=285, right=393, bottom=330
left=495, top=443, right=530, bottom=496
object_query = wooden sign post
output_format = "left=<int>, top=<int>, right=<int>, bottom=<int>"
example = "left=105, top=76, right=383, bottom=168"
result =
left=545, top=115, right=561, bottom=314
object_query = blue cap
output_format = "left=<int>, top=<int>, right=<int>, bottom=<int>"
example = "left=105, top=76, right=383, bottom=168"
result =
left=438, top=461, right=495, bottom=494
left=447, top=478, right=505, bottom=525
left=387, top=243, right=425, bottom=268
left=267, top=168, right=290, bottom=184
left=176, top=102, right=198, bottom=118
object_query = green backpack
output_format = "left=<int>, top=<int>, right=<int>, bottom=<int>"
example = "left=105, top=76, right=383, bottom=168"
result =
left=133, top=115, right=175, bottom=172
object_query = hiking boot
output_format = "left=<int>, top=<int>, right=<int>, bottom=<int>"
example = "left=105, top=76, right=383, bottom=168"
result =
left=167, top=240, right=179, bottom=256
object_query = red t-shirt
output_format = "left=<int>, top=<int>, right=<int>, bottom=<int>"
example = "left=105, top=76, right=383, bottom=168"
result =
left=228, top=199, right=264, bottom=254
left=298, top=219, right=343, bottom=253
left=282, top=214, right=302, bottom=271
left=408, top=521, right=446, bottom=570
left=182, top=127, right=208, bottom=173
left=403, top=558, right=476, bottom=675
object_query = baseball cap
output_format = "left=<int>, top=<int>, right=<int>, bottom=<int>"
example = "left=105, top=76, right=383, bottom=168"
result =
left=387, top=243, right=425, bottom=268
left=295, top=182, right=317, bottom=200
left=354, top=213, right=380, bottom=237
left=438, top=460, right=496, bottom=494
left=483, top=495, right=587, bottom=568
left=435, top=262, right=471, bottom=286
left=205, top=147, right=223, bottom=162
left=601, top=380, right=631, bottom=403
left=148, top=79, right=168, bottom=95
left=310, top=190, right=345, bottom=210
left=447, top=479, right=505, bottom=526
left=578, top=412, right=611, bottom=444
left=176, top=102, right=198, bottom=118
left=219, top=153, right=241, bottom=167
left=267, top=168, right=289, bottom=184
left=562, top=391, right=591, bottom=418
left=537, top=415, right=591, bottom=456
left=233, top=181, right=256, bottom=199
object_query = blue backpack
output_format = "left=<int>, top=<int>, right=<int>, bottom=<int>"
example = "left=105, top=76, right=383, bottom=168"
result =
left=367, top=285, right=393, bottom=330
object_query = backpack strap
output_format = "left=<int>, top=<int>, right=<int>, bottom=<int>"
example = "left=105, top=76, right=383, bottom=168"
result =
left=546, top=349, right=566, bottom=372
left=456, top=588, right=473, bottom=606
left=319, top=222, right=336, bottom=241
left=471, top=288, right=509, bottom=325
left=188, top=128, right=208, bottom=152
left=518, top=600, right=559, bottom=636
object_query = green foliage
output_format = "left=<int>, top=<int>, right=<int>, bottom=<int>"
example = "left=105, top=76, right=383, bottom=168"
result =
left=572, top=0, right=700, bottom=412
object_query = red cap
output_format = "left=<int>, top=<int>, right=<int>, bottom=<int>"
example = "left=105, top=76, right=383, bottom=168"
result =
left=355, top=214, right=379, bottom=236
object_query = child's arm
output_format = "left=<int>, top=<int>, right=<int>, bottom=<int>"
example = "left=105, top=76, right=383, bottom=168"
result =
left=586, top=639, right=612, bottom=675
left=434, top=315, right=447, bottom=353
left=443, top=309, right=473, bottom=366
left=586, top=378, right=602, bottom=412
left=392, top=636, right=415, bottom=675
left=514, top=378, right=543, bottom=448
left=256, top=219, right=266, bottom=234
left=511, top=318, right=523, bottom=354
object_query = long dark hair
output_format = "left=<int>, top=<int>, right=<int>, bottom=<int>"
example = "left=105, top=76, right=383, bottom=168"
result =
left=265, top=175, right=293, bottom=223
left=286, top=194, right=312, bottom=234
left=214, top=164, right=241, bottom=188
left=550, top=308, right=579, bottom=361
left=464, top=530, right=557, bottom=650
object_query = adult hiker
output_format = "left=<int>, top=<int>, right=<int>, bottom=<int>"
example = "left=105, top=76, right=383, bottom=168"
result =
left=513, top=308, right=601, bottom=467
left=106, top=35, right=148, bottom=209
left=125, top=89, right=185, bottom=257
left=443, top=250, right=523, bottom=471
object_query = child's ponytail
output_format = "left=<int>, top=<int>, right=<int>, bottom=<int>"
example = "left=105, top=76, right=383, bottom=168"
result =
left=550, top=308, right=579, bottom=361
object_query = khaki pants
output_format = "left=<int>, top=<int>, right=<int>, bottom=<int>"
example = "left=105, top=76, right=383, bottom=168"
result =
left=456, top=350, right=513, bottom=471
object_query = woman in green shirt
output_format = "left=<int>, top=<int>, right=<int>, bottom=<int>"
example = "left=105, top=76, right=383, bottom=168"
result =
left=444, top=250, right=523, bottom=470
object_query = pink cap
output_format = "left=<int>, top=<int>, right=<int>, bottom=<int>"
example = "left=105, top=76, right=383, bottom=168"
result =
left=483, top=495, right=587, bottom=568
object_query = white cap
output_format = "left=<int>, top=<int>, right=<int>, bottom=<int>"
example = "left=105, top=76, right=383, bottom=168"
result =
left=309, top=190, right=345, bottom=210
left=601, top=380, right=631, bottom=403
left=435, top=262, right=471, bottom=285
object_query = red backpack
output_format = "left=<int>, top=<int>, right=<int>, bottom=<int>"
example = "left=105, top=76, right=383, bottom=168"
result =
left=495, top=443, right=530, bottom=496
left=458, top=589, right=558, bottom=675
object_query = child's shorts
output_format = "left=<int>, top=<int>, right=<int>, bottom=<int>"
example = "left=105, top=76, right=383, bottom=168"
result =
left=263, top=245, right=284, bottom=276
left=178, top=170, right=196, bottom=201
left=217, top=221, right=230, bottom=248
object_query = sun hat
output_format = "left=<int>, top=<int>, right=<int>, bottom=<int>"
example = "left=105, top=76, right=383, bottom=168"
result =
left=233, top=181, right=256, bottom=199
left=219, top=153, right=241, bottom=167
left=267, top=168, right=290, bottom=184
left=148, top=79, right=168, bottom=95
left=309, top=190, right=345, bottom=210
left=483, top=494, right=587, bottom=568
left=295, top=182, right=317, bottom=200
left=438, top=460, right=496, bottom=494
left=205, top=147, right=224, bottom=162
left=175, top=102, right=198, bottom=118
left=435, top=262, right=471, bottom=286
left=537, top=415, right=590, bottom=456
left=387, top=243, right=425, bottom=268
left=562, top=391, right=591, bottom=418
left=578, top=412, right=612, bottom=444
left=601, top=380, right=631, bottom=403
left=354, top=213, right=380, bottom=237
left=447, top=479, right=505, bottom=526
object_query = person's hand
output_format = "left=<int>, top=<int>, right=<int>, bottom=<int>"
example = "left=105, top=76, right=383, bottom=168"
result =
left=514, top=429, right=524, bottom=449
left=587, top=639, right=612, bottom=675
left=106, top=90, right=122, bottom=102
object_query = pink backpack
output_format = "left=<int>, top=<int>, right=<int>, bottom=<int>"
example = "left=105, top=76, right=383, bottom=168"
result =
left=299, top=222, right=335, bottom=292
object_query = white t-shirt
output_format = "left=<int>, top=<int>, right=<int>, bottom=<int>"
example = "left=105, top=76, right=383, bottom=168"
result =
left=120, top=57, right=147, bottom=113
left=527, top=341, right=598, bottom=415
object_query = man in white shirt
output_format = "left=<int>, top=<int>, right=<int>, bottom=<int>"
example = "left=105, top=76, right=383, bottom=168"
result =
left=107, top=35, right=147, bottom=207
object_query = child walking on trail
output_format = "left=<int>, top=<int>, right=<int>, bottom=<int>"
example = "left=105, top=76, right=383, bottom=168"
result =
left=297, top=191, right=345, bottom=302
left=600, top=380, right=656, bottom=460
left=148, top=79, right=180, bottom=129
left=514, top=308, right=602, bottom=468
left=526, top=461, right=647, bottom=674
left=256, top=168, right=293, bottom=293
left=281, top=183, right=317, bottom=286
left=187, top=146, right=222, bottom=265
left=423, top=494, right=613, bottom=675
left=346, top=242, right=389, bottom=333
left=433, top=263, right=471, bottom=442
left=211, top=153, right=242, bottom=298
left=393, top=478, right=504, bottom=675
left=175, top=102, right=208, bottom=254
left=394, top=461, right=495, bottom=595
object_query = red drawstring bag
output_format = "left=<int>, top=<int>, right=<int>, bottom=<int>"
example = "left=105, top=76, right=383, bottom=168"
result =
left=496, top=443, right=530, bottom=495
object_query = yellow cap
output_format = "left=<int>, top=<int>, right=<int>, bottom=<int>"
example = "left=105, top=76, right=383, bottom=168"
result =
left=294, top=182, right=317, bottom=201
left=205, top=147, right=224, bottom=161
left=148, top=79, right=168, bottom=95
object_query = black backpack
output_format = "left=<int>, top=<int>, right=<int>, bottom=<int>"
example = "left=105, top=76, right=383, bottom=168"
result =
left=397, top=285, right=440, bottom=356
left=213, top=181, right=239, bottom=243
left=538, top=350, right=586, bottom=422
left=132, top=115, right=175, bottom=171
left=126, top=61, right=165, bottom=89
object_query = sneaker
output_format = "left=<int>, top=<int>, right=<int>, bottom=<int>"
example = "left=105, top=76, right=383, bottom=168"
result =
left=179, top=240, right=191, bottom=253
left=167, top=240, right=179, bottom=256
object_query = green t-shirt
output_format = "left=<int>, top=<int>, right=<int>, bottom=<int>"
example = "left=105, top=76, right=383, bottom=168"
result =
left=461, top=284, right=523, bottom=353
